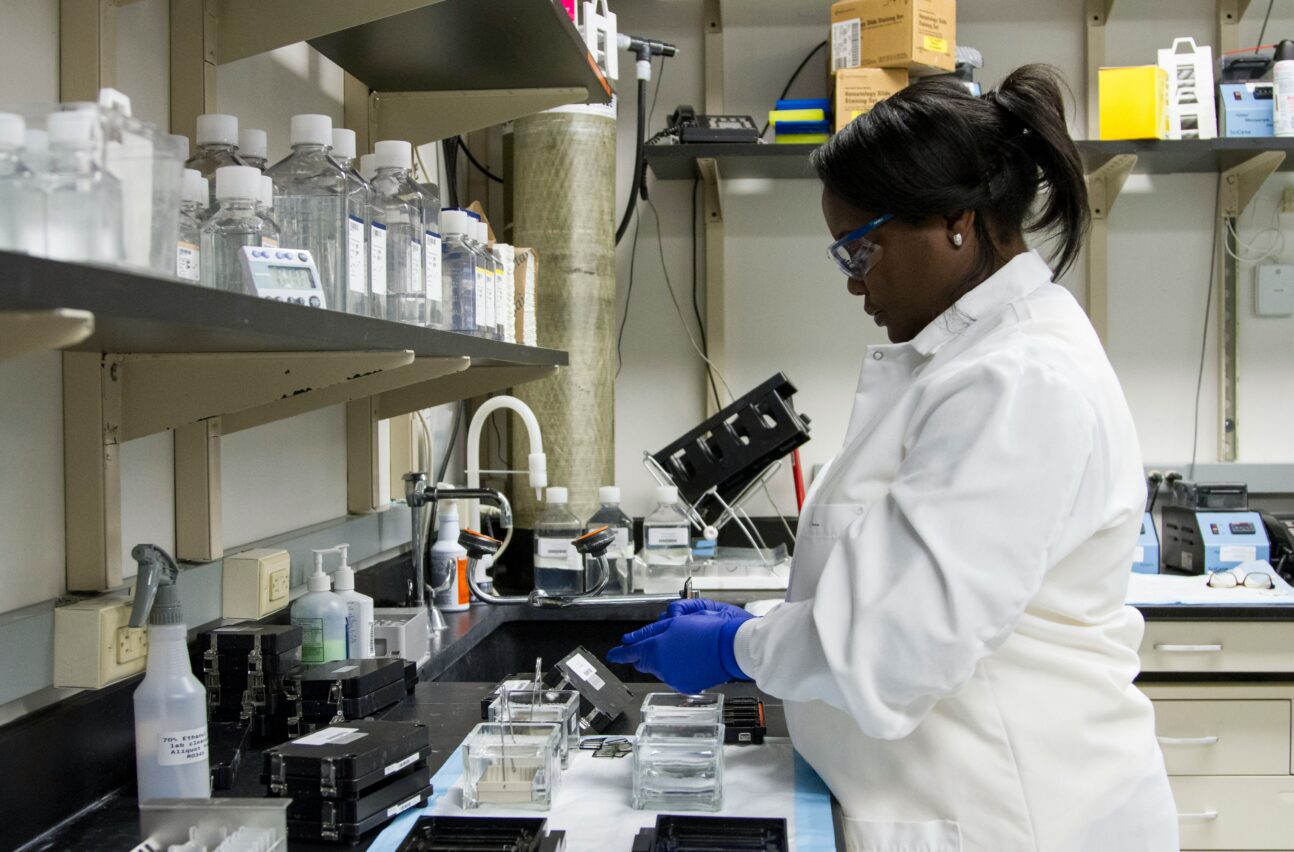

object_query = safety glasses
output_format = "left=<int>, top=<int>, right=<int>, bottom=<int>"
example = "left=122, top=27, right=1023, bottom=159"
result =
left=827, top=213, right=894, bottom=280
left=1206, top=570, right=1275, bottom=590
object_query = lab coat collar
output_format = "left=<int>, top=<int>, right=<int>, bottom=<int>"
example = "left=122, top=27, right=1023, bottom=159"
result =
left=904, top=249, right=1053, bottom=358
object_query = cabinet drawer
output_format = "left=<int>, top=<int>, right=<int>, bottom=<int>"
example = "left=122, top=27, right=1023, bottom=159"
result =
left=1140, top=621, right=1294, bottom=673
left=1153, top=700, right=1291, bottom=775
left=1172, top=776, right=1294, bottom=850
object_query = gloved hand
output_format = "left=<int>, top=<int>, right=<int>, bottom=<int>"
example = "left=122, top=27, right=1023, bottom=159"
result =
left=660, top=597, right=749, bottom=621
left=606, top=610, right=754, bottom=694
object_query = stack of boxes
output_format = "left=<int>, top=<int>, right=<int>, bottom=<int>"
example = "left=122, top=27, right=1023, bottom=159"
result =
left=768, top=98, right=833, bottom=143
left=829, top=0, right=956, bottom=133
left=1099, top=37, right=1220, bottom=140
left=283, top=656, right=414, bottom=737
left=193, top=623, right=303, bottom=748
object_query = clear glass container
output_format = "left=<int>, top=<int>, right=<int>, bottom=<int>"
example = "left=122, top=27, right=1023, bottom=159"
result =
left=641, top=692, right=724, bottom=725
left=416, top=178, right=444, bottom=329
left=186, top=114, right=247, bottom=209
left=533, top=487, right=584, bottom=596
left=586, top=486, right=634, bottom=595
left=0, top=113, right=43, bottom=255
left=632, top=722, right=724, bottom=812
left=43, top=110, right=123, bottom=264
left=330, top=129, right=373, bottom=318
left=175, top=169, right=203, bottom=282
left=200, top=166, right=276, bottom=294
left=441, top=209, right=476, bottom=332
left=465, top=216, right=496, bottom=339
left=462, top=721, right=562, bottom=810
left=370, top=141, right=426, bottom=325
left=489, top=689, right=580, bottom=769
left=642, top=486, right=693, bottom=590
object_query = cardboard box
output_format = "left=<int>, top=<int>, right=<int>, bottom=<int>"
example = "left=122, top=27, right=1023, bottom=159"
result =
left=834, top=67, right=909, bottom=132
left=830, top=0, right=955, bottom=76
left=1219, top=82, right=1274, bottom=137
left=1098, top=66, right=1168, bottom=140
left=513, top=248, right=539, bottom=348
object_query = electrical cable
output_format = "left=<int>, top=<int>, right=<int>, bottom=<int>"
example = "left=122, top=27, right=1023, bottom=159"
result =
left=1256, top=0, right=1277, bottom=54
left=434, top=400, right=465, bottom=485
left=691, top=176, right=722, bottom=411
left=1188, top=181, right=1223, bottom=480
left=456, top=135, right=504, bottom=184
left=616, top=58, right=665, bottom=245
left=615, top=207, right=642, bottom=379
left=760, top=40, right=829, bottom=137
left=442, top=139, right=460, bottom=209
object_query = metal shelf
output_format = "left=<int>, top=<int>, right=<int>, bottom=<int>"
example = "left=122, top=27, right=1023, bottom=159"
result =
left=645, top=143, right=820, bottom=181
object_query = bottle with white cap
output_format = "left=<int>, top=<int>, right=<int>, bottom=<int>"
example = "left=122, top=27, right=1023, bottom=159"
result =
left=464, top=213, right=496, bottom=339
left=43, top=110, right=123, bottom=263
left=199, top=165, right=275, bottom=293
left=292, top=550, right=349, bottom=664
left=476, top=218, right=505, bottom=340
left=328, top=544, right=374, bottom=659
left=265, top=114, right=349, bottom=311
left=586, top=486, right=635, bottom=594
left=0, top=112, right=43, bottom=255
left=175, top=168, right=204, bottom=281
left=256, top=175, right=280, bottom=248
left=440, top=208, right=477, bottom=333
left=185, top=114, right=246, bottom=208
left=330, top=128, right=373, bottom=318
left=237, top=128, right=268, bottom=171
left=370, top=140, right=425, bottom=324
left=414, top=150, right=445, bottom=329
left=534, top=486, right=585, bottom=595
left=643, top=485, right=692, bottom=574
left=494, top=242, right=516, bottom=343
left=23, top=128, right=49, bottom=173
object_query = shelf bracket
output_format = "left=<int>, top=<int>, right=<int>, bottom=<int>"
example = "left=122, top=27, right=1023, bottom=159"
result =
left=1220, top=150, right=1283, bottom=217
left=215, top=0, right=438, bottom=65
left=372, top=88, right=592, bottom=145
left=169, top=0, right=219, bottom=142
left=704, top=0, right=723, bottom=115
left=0, top=309, right=94, bottom=361
left=60, top=0, right=117, bottom=103
left=1084, top=0, right=1115, bottom=135
left=1084, top=153, right=1136, bottom=344
left=174, top=418, right=222, bottom=562
left=697, top=157, right=726, bottom=416
left=63, top=351, right=123, bottom=591
left=375, top=363, right=558, bottom=419
left=1218, top=0, right=1254, bottom=54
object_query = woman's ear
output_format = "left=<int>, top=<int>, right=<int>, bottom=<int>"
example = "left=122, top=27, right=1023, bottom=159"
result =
left=944, top=209, right=975, bottom=249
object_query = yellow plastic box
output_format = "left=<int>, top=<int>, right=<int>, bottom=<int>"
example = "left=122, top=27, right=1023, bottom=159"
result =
left=1099, top=66, right=1168, bottom=140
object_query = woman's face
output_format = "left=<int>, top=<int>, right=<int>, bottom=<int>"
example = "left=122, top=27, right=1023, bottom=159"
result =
left=821, top=187, right=974, bottom=344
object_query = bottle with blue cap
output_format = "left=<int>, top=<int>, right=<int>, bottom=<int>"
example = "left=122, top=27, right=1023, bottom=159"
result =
left=200, top=165, right=277, bottom=293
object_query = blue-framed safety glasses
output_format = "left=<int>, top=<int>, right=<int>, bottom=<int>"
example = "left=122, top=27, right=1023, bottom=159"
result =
left=827, top=213, right=894, bottom=279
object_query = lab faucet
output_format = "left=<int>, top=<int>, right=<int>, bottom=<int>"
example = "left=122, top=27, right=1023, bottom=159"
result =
left=404, top=474, right=514, bottom=607
left=466, top=396, right=547, bottom=534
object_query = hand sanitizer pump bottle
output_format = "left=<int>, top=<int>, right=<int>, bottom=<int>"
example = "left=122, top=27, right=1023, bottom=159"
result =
left=128, top=544, right=210, bottom=801
left=329, top=544, right=375, bottom=659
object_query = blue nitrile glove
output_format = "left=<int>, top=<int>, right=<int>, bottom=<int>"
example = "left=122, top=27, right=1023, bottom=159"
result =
left=606, top=610, right=754, bottom=694
left=660, top=597, right=749, bottom=621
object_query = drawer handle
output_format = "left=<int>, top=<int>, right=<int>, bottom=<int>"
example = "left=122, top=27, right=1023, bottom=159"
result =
left=1153, top=643, right=1224, bottom=653
left=1157, top=735, right=1219, bottom=746
left=1177, top=810, right=1219, bottom=823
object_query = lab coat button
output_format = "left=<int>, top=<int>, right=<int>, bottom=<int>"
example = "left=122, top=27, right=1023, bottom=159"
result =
left=872, top=351, right=884, bottom=361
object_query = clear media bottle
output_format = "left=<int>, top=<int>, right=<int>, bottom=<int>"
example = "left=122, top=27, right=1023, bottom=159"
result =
left=465, top=216, right=496, bottom=339
left=360, top=153, right=387, bottom=318
left=292, top=552, right=349, bottom=664
left=440, top=209, right=477, bottom=333
left=265, top=114, right=349, bottom=311
left=237, top=128, right=268, bottom=171
left=419, top=169, right=445, bottom=329
left=175, top=168, right=203, bottom=282
left=484, top=226, right=506, bottom=340
left=330, top=128, right=372, bottom=317
left=586, top=487, right=635, bottom=594
left=256, top=176, right=281, bottom=247
left=370, top=140, right=425, bottom=324
left=0, top=112, right=43, bottom=255
left=534, top=487, right=585, bottom=595
left=43, top=110, right=123, bottom=264
left=185, top=114, right=246, bottom=209
left=643, top=486, right=692, bottom=571
left=495, top=243, right=516, bottom=342
left=200, top=165, right=275, bottom=293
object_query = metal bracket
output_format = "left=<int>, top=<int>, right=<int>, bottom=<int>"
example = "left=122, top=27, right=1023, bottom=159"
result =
left=1084, top=153, right=1136, bottom=344
left=1218, top=0, right=1254, bottom=53
left=703, top=0, right=723, bottom=115
left=214, top=0, right=436, bottom=65
left=60, top=0, right=117, bottom=102
left=1220, top=150, right=1284, bottom=217
left=372, top=88, right=592, bottom=145
left=0, top=309, right=94, bottom=361
left=1084, top=0, right=1115, bottom=133
left=1085, top=153, right=1136, bottom=219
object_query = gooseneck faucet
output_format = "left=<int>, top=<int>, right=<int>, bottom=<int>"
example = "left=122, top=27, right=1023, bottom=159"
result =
left=404, top=473, right=513, bottom=607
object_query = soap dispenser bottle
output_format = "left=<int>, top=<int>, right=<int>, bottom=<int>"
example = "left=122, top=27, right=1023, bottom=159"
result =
left=128, top=544, right=210, bottom=801
left=292, top=551, right=349, bottom=663
left=329, top=544, right=374, bottom=659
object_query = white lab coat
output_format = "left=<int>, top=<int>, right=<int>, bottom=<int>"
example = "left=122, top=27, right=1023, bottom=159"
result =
left=733, top=251, right=1178, bottom=852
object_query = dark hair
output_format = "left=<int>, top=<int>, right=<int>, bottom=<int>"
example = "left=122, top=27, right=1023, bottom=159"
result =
left=812, top=64, right=1089, bottom=281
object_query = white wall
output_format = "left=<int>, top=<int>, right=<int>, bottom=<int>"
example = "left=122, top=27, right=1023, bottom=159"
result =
left=610, top=0, right=1294, bottom=517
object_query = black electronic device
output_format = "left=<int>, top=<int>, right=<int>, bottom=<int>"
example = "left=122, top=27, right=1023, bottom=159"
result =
left=396, top=816, right=567, bottom=852
left=286, top=783, right=431, bottom=843
left=264, top=719, right=431, bottom=791
left=289, top=658, right=407, bottom=701
left=1262, top=512, right=1294, bottom=582
left=548, top=646, right=634, bottom=733
left=631, top=815, right=789, bottom=852
left=667, top=105, right=761, bottom=144
left=299, top=677, right=406, bottom=723
left=723, top=697, right=767, bottom=745
left=285, top=764, right=430, bottom=825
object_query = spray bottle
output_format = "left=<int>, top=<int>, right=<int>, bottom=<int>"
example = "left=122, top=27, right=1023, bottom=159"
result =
left=128, top=544, right=210, bottom=801
left=292, top=551, right=349, bottom=663
left=328, top=544, right=375, bottom=659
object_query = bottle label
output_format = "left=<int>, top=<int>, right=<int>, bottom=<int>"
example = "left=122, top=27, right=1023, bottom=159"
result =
left=261, top=235, right=279, bottom=249
left=614, top=528, right=631, bottom=555
left=296, top=616, right=325, bottom=662
left=409, top=239, right=423, bottom=294
left=347, top=215, right=366, bottom=293
left=484, top=270, right=497, bottom=327
left=175, top=242, right=200, bottom=281
left=537, top=537, right=579, bottom=566
left=495, top=269, right=511, bottom=336
left=157, top=725, right=209, bottom=766
left=425, top=233, right=443, bottom=301
left=475, top=265, right=490, bottom=329
left=370, top=222, right=388, bottom=295
left=647, top=527, right=690, bottom=547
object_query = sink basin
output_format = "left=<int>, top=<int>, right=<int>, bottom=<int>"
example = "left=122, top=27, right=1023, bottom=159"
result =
left=431, top=616, right=658, bottom=683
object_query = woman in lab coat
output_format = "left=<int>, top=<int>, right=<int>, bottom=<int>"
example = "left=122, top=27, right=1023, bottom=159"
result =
left=608, top=65, right=1178, bottom=851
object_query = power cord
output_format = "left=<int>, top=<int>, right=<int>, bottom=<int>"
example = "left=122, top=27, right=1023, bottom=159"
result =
left=1256, top=0, right=1277, bottom=53
left=615, top=206, right=642, bottom=379
left=691, top=176, right=721, bottom=411
left=760, top=40, right=829, bottom=138
left=1188, top=181, right=1222, bottom=480
left=457, top=136, right=504, bottom=184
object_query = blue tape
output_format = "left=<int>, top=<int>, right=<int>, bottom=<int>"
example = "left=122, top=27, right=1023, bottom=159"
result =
left=794, top=750, right=837, bottom=850
left=366, top=745, right=465, bottom=852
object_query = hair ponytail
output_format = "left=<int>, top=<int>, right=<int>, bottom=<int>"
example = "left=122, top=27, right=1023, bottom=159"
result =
left=811, top=63, right=1089, bottom=280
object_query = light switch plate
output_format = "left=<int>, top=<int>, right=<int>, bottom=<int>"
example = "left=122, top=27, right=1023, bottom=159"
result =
left=1256, top=264, right=1294, bottom=316
left=222, top=547, right=291, bottom=619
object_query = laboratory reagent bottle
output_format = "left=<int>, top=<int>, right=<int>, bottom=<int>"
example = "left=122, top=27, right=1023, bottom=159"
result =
left=430, top=501, right=471, bottom=612
left=534, top=486, right=585, bottom=595
left=440, top=208, right=477, bottom=333
left=185, top=114, right=246, bottom=209
left=0, top=112, right=43, bottom=255
left=465, top=215, right=496, bottom=339
left=129, top=544, right=210, bottom=801
left=176, top=168, right=203, bottom=281
left=419, top=167, right=445, bottom=329
left=292, top=551, right=349, bottom=663
left=329, top=544, right=375, bottom=659
left=238, top=128, right=268, bottom=171
left=200, top=165, right=276, bottom=293
left=484, top=224, right=505, bottom=340
left=360, top=153, right=388, bottom=318
left=643, top=486, right=692, bottom=578
left=586, top=486, right=635, bottom=594
left=43, top=110, right=123, bottom=264
left=495, top=242, right=516, bottom=343
left=371, top=140, right=426, bottom=324
left=265, top=114, right=349, bottom=311
left=257, top=175, right=281, bottom=247
left=331, top=128, right=373, bottom=318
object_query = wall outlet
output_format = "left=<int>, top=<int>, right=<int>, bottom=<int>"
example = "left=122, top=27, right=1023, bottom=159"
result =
left=223, top=548, right=291, bottom=619
left=54, top=593, right=149, bottom=689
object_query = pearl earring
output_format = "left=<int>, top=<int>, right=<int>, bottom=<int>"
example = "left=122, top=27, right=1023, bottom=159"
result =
left=952, top=233, right=963, bottom=247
